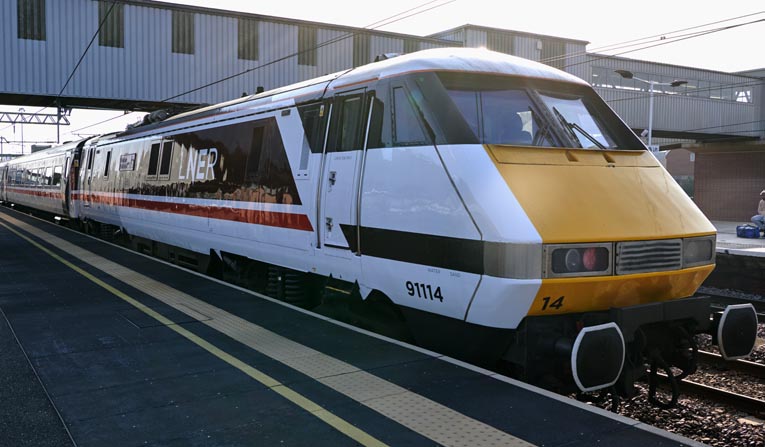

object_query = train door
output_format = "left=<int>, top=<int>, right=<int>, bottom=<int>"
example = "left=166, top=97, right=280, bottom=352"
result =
left=319, top=89, right=373, bottom=252
left=81, top=145, right=96, bottom=209
left=0, top=165, right=6, bottom=201
left=61, top=155, right=71, bottom=216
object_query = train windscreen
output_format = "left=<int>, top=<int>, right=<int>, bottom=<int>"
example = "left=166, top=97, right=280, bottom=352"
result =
left=430, top=72, right=644, bottom=150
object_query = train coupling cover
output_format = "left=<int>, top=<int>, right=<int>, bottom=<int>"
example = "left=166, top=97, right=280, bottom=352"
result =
left=713, top=304, right=758, bottom=360
left=568, top=322, right=626, bottom=392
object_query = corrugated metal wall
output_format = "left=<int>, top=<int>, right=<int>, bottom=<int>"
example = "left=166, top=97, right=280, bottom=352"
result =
left=513, top=35, right=539, bottom=61
left=434, top=25, right=589, bottom=80
left=428, top=28, right=464, bottom=46
left=598, top=87, right=759, bottom=136
left=591, top=54, right=762, bottom=139
left=0, top=0, right=455, bottom=107
left=0, top=0, right=761, bottom=142
left=563, top=42, right=588, bottom=80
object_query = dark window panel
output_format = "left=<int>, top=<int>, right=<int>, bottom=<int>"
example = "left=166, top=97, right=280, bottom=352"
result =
left=104, top=151, right=112, bottom=176
left=238, top=18, right=259, bottom=61
left=172, top=10, right=195, bottom=55
left=147, top=143, right=160, bottom=176
left=393, top=87, right=427, bottom=146
left=298, top=102, right=327, bottom=153
left=17, top=0, right=46, bottom=41
left=487, top=32, right=513, bottom=55
left=298, top=26, right=317, bottom=66
left=541, top=38, right=565, bottom=70
left=353, top=33, right=370, bottom=67
left=367, top=96, right=386, bottom=149
left=159, top=141, right=173, bottom=175
left=98, top=1, right=124, bottom=48
left=404, top=39, right=419, bottom=54
left=331, top=95, right=365, bottom=152
left=53, top=166, right=62, bottom=186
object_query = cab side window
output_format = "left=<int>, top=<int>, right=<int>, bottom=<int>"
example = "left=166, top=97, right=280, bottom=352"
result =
left=328, top=93, right=366, bottom=152
left=147, top=143, right=161, bottom=177
left=53, top=166, right=62, bottom=186
left=159, top=141, right=173, bottom=177
left=392, top=86, right=428, bottom=146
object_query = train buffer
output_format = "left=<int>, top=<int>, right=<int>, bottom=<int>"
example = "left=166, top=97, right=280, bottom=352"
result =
left=0, top=207, right=705, bottom=447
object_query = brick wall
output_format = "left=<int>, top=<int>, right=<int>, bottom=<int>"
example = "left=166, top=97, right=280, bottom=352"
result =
left=694, top=151, right=765, bottom=221
left=666, top=149, right=694, bottom=177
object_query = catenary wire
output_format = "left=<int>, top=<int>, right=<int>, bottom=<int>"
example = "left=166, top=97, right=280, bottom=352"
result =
left=589, top=11, right=765, bottom=54
left=65, top=0, right=454, bottom=136
left=57, top=1, right=117, bottom=100
left=33, top=4, right=765, bottom=139
left=681, top=120, right=763, bottom=132
left=161, top=0, right=455, bottom=102
left=603, top=80, right=763, bottom=104
left=563, top=18, right=765, bottom=70
left=539, top=10, right=765, bottom=65
left=0, top=1, right=120, bottom=137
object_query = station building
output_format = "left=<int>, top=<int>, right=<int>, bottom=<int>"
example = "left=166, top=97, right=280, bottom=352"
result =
left=2, top=0, right=764, bottom=220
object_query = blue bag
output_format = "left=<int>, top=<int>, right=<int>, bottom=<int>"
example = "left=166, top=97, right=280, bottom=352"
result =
left=736, top=224, right=760, bottom=238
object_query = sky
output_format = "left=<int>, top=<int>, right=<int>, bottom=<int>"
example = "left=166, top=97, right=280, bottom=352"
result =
left=2, top=0, right=764, bottom=153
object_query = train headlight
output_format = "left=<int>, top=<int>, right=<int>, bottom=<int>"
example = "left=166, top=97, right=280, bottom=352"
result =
left=683, top=236, right=715, bottom=268
left=544, top=243, right=612, bottom=278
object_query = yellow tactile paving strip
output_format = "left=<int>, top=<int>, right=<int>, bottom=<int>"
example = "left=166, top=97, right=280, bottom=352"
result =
left=0, top=213, right=533, bottom=447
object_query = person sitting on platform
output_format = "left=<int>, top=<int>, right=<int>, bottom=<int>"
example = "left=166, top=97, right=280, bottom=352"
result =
left=751, top=190, right=765, bottom=233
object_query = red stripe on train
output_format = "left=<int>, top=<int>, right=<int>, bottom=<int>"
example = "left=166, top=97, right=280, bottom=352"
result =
left=7, top=187, right=64, bottom=199
left=71, top=193, right=314, bottom=232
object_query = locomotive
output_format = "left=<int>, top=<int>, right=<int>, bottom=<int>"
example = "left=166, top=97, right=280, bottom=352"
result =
left=0, top=48, right=757, bottom=402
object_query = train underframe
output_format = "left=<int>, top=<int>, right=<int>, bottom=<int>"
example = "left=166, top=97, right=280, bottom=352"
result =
left=18, top=212, right=758, bottom=408
left=505, top=299, right=720, bottom=406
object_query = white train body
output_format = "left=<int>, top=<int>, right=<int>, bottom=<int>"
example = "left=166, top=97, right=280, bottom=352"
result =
left=1, top=143, right=74, bottom=216
left=69, top=49, right=566, bottom=331
left=2, top=48, right=757, bottom=397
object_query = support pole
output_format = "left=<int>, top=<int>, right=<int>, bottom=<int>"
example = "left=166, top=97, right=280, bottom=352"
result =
left=648, top=82, right=655, bottom=148
left=57, top=106, right=61, bottom=144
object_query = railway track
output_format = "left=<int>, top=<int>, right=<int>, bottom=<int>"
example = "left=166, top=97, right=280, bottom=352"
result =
left=696, top=290, right=765, bottom=319
left=674, top=377, right=765, bottom=417
left=654, top=365, right=765, bottom=416
left=697, top=350, right=765, bottom=379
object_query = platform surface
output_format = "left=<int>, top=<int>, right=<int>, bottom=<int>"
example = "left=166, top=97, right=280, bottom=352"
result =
left=713, top=220, right=765, bottom=258
left=0, top=207, right=703, bottom=447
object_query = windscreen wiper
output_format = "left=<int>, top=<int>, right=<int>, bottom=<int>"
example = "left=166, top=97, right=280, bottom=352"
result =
left=528, top=107, right=560, bottom=147
left=551, top=107, right=606, bottom=149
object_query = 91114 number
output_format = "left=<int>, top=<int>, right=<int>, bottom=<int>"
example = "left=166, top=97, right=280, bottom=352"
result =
left=406, top=281, right=443, bottom=302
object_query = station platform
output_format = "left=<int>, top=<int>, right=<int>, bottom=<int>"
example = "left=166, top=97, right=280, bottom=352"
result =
left=0, top=207, right=704, bottom=447
left=713, top=220, right=765, bottom=257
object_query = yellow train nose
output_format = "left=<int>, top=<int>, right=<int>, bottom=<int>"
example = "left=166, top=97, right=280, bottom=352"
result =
left=486, top=145, right=716, bottom=313
left=487, top=146, right=716, bottom=244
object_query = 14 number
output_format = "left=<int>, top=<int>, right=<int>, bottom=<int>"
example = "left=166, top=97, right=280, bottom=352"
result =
left=541, top=296, right=565, bottom=311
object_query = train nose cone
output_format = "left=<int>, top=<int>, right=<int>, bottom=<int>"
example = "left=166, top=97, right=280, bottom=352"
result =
left=571, top=323, right=626, bottom=392
left=717, top=304, right=758, bottom=360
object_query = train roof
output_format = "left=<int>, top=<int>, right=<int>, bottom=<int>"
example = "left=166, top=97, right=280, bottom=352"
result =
left=165, top=48, right=586, bottom=119
left=1, top=139, right=87, bottom=166
left=117, top=48, right=589, bottom=140
left=335, top=47, right=588, bottom=88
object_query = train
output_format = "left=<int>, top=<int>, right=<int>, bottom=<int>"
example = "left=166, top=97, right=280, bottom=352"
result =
left=0, top=48, right=757, bottom=404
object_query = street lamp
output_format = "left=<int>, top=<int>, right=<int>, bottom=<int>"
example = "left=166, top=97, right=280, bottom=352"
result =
left=615, top=70, right=687, bottom=148
left=18, top=107, right=25, bottom=154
